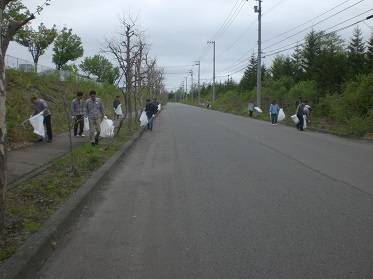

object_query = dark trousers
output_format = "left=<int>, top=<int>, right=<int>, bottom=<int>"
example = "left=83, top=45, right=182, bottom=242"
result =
left=74, top=115, right=84, bottom=136
left=43, top=115, right=53, bottom=140
left=296, top=114, right=304, bottom=130
left=146, top=114, right=154, bottom=130
left=249, top=110, right=253, bottom=118
left=271, top=113, right=278, bottom=124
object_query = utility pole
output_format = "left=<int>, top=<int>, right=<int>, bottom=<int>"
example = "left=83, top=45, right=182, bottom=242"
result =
left=185, top=76, right=188, bottom=101
left=189, top=70, right=194, bottom=102
left=207, top=41, right=216, bottom=106
left=195, top=61, right=201, bottom=106
left=254, top=0, right=262, bottom=108
left=181, top=81, right=184, bottom=102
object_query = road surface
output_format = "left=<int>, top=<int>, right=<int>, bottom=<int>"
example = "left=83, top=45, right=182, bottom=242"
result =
left=37, top=103, right=373, bottom=279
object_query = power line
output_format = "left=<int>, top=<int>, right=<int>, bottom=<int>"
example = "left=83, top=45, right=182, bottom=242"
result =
left=264, top=11, right=373, bottom=58
left=210, top=0, right=242, bottom=41
left=210, top=0, right=247, bottom=42
left=196, top=0, right=247, bottom=61
left=262, top=0, right=367, bottom=52
left=263, top=0, right=352, bottom=44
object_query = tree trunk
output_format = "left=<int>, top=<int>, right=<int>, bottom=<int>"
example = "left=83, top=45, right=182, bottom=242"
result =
left=0, top=52, right=7, bottom=236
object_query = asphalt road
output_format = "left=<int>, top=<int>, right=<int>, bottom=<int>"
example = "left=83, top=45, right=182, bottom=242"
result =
left=37, top=103, right=373, bottom=279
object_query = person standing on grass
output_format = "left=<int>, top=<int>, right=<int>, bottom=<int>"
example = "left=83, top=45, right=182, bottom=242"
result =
left=113, top=95, right=121, bottom=119
left=30, top=96, right=53, bottom=142
left=145, top=98, right=157, bottom=131
left=269, top=100, right=280, bottom=126
left=71, top=92, right=85, bottom=138
left=248, top=100, right=254, bottom=118
left=85, top=90, right=105, bottom=146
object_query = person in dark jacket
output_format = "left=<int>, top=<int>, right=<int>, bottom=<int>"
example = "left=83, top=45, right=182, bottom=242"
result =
left=30, top=96, right=53, bottom=142
left=296, top=101, right=305, bottom=131
left=113, top=96, right=121, bottom=119
left=71, top=92, right=85, bottom=137
left=145, top=98, right=157, bottom=131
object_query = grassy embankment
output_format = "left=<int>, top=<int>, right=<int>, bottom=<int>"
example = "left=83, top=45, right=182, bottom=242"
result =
left=1, top=70, right=142, bottom=263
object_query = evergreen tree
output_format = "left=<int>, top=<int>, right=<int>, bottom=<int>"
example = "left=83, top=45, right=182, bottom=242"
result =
left=270, top=54, right=294, bottom=80
left=347, top=26, right=366, bottom=79
left=301, top=30, right=323, bottom=82
left=291, top=42, right=303, bottom=82
left=240, top=52, right=257, bottom=91
left=365, top=31, right=373, bottom=74
left=318, top=32, right=347, bottom=94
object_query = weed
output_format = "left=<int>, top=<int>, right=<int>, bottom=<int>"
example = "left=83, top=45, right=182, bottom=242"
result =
left=0, top=247, right=17, bottom=261
left=23, top=219, right=41, bottom=233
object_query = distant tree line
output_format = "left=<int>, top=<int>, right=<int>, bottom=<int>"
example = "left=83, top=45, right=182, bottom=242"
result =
left=170, top=27, right=373, bottom=136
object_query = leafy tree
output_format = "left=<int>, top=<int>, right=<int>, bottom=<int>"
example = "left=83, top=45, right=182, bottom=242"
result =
left=105, top=66, right=120, bottom=85
left=79, top=56, right=96, bottom=77
left=52, top=27, right=84, bottom=70
left=79, top=55, right=118, bottom=84
left=347, top=26, right=366, bottom=79
left=14, top=23, right=57, bottom=70
left=0, top=0, right=51, bottom=236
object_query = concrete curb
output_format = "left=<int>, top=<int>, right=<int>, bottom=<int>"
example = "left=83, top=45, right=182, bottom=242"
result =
left=1, top=126, right=147, bottom=279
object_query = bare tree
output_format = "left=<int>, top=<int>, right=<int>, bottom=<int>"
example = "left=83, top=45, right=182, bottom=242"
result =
left=103, top=12, right=141, bottom=134
left=133, top=36, right=149, bottom=120
left=0, top=0, right=50, bottom=235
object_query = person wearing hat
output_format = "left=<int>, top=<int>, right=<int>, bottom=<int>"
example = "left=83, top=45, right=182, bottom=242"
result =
left=85, top=90, right=105, bottom=146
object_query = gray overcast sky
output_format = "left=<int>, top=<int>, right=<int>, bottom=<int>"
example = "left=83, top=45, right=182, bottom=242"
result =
left=7, top=0, right=373, bottom=91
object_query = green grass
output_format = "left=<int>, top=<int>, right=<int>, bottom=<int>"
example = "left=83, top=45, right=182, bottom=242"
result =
left=0, top=123, right=141, bottom=263
left=0, top=247, right=17, bottom=261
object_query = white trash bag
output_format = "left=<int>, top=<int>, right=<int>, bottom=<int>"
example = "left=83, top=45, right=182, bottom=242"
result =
left=278, top=109, right=285, bottom=121
left=84, top=117, right=90, bottom=132
left=291, top=114, right=299, bottom=123
left=114, top=104, right=123, bottom=116
left=139, top=111, right=148, bottom=127
left=303, top=115, right=307, bottom=129
left=157, top=104, right=162, bottom=111
left=29, top=112, right=45, bottom=138
left=100, top=117, right=114, bottom=138
left=254, top=107, right=262, bottom=113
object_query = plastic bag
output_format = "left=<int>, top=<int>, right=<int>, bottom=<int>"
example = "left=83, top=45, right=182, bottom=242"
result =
left=278, top=109, right=285, bottom=121
left=114, top=104, right=123, bottom=116
left=84, top=117, right=90, bottom=132
left=100, top=117, right=114, bottom=138
left=303, top=115, right=307, bottom=129
left=139, top=111, right=148, bottom=127
left=29, top=112, right=45, bottom=137
left=254, top=107, right=262, bottom=113
left=291, top=114, right=299, bottom=123
left=157, top=104, right=162, bottom=111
